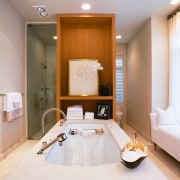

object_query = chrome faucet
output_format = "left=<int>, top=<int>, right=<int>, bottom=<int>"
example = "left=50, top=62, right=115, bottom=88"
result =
left=41, top=108, right=66, bottom=136
left=37, top=132, right=67, bottom=154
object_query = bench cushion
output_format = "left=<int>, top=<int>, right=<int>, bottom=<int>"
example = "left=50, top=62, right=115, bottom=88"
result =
left=156, top=107, right=177, bottom=126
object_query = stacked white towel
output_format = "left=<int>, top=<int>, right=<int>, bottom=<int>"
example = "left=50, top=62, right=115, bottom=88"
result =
left=3, top=92, right=23, bottom=121
left=67, top=105, right=83, bottom=120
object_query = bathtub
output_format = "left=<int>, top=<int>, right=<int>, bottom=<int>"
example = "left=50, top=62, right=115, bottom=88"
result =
left=45, top=123, right=120, bottom=166
left=5, top=120, right=168, bottom=180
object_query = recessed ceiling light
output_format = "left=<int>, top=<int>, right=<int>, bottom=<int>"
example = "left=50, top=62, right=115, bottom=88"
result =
left=81, top=3, right=91, bottom=11
left=170, top=0, right=180, bottom=4
left=116, top=35, right=122, bottom=39
left=32, top=5, right=48, bottom=17
left=53, top=36, right=57, bottom=40
left=40, top=11, right=48, bottom=17
left=36, top=7, right=45, bottom=12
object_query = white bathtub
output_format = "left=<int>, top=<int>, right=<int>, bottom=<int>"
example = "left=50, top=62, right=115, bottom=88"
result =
left=45, top=123, right=120, bottom=166
left=5, top=120, right=168, bottom=180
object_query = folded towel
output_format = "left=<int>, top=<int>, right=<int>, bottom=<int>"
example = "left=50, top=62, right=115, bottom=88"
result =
left=3, top=93, right=23, bottom=121
left=3, top=93, right=22, bottom=112
left=5, top=109, right=23, bottom=122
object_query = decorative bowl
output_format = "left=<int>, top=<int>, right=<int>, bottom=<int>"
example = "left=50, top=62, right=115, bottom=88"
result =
left=120, top=141, right=147, bottom=169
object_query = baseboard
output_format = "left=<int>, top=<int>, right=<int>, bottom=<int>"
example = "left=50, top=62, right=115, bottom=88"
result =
left=0, top=136, right=27, bottom=161
left=127, top=121, right=151, bottom=141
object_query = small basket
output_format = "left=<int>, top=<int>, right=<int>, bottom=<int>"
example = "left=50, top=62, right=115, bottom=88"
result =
left=120, top=141, right=147, bottom=169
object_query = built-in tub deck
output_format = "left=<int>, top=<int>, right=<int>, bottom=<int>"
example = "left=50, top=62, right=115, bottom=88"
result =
left=45, top=123, right=120, bottom=166
left=5, top=120, right=167, bottom=180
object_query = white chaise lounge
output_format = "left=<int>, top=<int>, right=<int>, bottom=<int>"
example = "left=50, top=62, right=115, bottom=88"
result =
left=150, top=107, right=180, bottom=162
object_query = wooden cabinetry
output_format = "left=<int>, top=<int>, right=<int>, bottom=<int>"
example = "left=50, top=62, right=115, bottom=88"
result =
left=56, top=14, right=116, bottom=119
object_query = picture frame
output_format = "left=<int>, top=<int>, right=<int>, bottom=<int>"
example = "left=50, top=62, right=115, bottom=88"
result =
left=96, top=103, right=110, bottom=120
left=69, top=59, right=99, bottom=96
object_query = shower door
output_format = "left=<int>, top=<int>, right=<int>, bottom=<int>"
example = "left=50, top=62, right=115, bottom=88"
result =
left=27, top=23, right=56, bottom=139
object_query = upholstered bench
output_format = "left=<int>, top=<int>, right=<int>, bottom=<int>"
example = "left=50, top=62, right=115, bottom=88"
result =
left=150, top=107, right=180, bottom=162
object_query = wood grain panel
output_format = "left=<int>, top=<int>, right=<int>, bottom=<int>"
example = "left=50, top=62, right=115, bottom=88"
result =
left=56, top=14, right=116, bottom=119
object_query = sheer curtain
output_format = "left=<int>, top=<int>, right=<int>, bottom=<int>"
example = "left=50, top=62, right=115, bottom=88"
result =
left=168, top=12, right=180, bottom=121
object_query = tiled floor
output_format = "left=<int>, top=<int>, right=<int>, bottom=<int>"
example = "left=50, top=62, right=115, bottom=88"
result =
left=0, top=125, right=179, bottom=180
left=0, top=140, right=38, bottom=179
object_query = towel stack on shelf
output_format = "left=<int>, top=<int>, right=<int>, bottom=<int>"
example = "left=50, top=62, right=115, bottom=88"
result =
left=67, top=105, right=83, bottom=120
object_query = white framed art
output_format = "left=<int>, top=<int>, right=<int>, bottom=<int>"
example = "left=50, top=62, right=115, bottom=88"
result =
left=69, top=59, right=99, bottom=96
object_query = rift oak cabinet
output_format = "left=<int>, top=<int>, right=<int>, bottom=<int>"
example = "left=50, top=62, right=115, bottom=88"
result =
left=56, top=14, right=116, bottom=120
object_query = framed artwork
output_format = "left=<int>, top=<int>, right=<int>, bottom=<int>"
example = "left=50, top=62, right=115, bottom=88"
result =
left=96, top=103, right=110, bottom=120
left=69, top=59, right=99, bottom=96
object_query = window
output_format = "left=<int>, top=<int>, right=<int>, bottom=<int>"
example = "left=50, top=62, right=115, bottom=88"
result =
left=168, top=12, right=180, bottom=121
left=116, top=57, right=123, bottom=103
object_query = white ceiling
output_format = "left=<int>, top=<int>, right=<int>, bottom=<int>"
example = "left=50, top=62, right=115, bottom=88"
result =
left=8, top=0, right=179, bottom=44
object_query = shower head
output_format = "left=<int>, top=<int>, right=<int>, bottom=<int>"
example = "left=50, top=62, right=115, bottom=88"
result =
left=57, top=133, right=67, bottom=142
left=37, top=132, right=67, bottom=154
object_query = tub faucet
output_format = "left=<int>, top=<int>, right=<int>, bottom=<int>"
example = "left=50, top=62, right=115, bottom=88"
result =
left=41, top=108, right=66, bottom=136
left=37, top=132, right=67, bottom=154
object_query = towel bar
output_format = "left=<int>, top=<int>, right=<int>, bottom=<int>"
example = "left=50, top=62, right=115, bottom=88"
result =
left=0, top=93, right=24, bottom=96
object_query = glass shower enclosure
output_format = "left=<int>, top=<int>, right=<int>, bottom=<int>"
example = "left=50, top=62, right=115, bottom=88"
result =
left=27, top=23, right=56, bottom=139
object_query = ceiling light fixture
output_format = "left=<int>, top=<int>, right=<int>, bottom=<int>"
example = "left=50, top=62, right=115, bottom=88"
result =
left=53, top=36, right=57, bottom=40
left=170, top=0, right=180, bottom=4
left=36, top=7, right=45, bottom=12
left=81, top=3, right=91, bottom=11
left=116, top=35, right=122, bottom=39
left=32, top=6, right=48, bottom=17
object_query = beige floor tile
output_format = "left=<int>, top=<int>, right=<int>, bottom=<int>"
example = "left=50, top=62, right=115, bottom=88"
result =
left=0, top=140, right=38, bottom=179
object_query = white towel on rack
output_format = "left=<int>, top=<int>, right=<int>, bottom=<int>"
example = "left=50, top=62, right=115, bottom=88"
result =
left=3, top=93, right=23, bottom=121
left=3, top=92, right=22, bottom=112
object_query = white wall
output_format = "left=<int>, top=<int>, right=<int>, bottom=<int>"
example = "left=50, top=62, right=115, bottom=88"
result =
left=0, top=0, right=25, bottom=91
left=126, top=17, right=169, bottom=139
left=0, top=0, right=25, bottom=157
left=127, top=19, right=152, bottom=139
left=151, top=17, right=169, bottom=111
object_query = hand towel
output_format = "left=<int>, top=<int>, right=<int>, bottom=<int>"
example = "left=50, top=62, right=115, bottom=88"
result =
left=5, top=109, right=23, bottom=122
left=3, top=93, right=22, bottom=112
left=3, top=93, right=23, bottom=121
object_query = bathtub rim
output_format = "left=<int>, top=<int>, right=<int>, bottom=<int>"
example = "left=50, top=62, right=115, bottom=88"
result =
left=45, top=120, right=121, bottom=166
left=5, top=119, right=168, bottom=180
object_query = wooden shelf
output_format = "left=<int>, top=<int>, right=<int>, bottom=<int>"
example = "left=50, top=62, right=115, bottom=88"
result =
left=59, top=96, right=114, bottom=100
left=56, top=14, right=116, bottom=119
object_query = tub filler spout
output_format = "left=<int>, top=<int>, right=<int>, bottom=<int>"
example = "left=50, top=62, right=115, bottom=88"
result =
left=41, top=108, right=67, bottom=136
left=37, top=133, right=67, bottom=154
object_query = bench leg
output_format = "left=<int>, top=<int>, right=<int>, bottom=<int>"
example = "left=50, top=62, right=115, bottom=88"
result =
left=153, top=143, right=157, bottom=150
